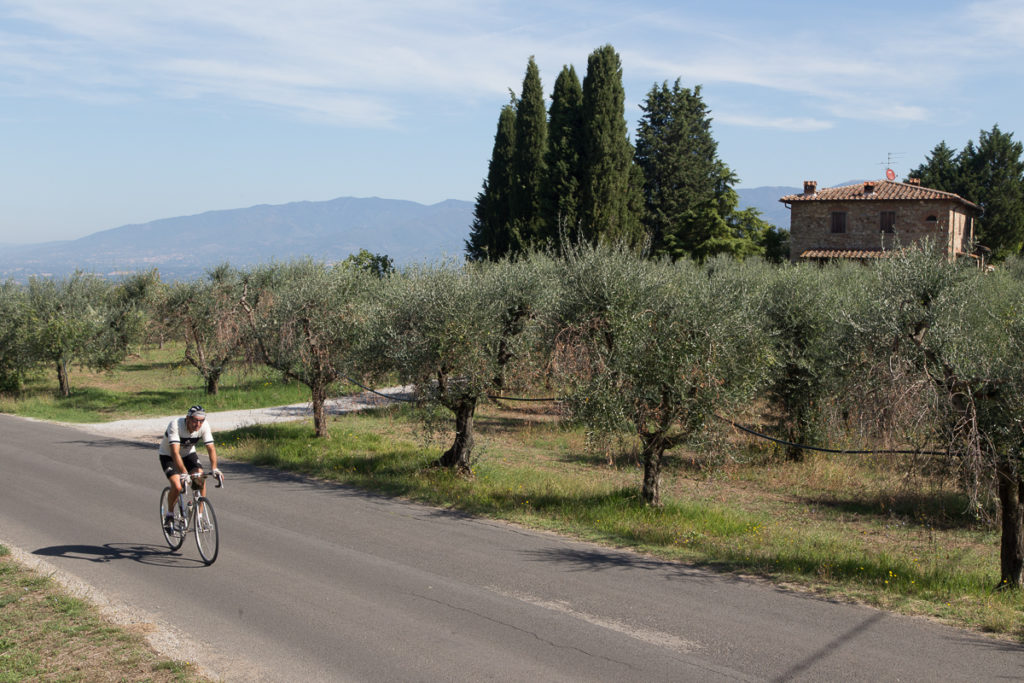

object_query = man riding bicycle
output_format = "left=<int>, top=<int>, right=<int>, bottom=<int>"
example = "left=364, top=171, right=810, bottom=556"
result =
left=160, top=405, right=222, bottom=531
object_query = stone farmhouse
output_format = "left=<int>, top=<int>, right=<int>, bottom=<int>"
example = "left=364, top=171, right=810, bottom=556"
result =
left=780, top=179, right=983, bottom=264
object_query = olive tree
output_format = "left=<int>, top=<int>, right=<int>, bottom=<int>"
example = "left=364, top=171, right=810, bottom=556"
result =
left=851, top=244, right=1024, bottom=587
left=486, top=253, right=561, bottom=394
left=763, top=264, right=851, bottom=460
left=372, top=257, right=553, bottom=474
left=24, top=271, right=133, bottom=396
left=240, top=260, right=375, bottom=438
left=0, top=281, right=31, bottom=392
left=162, top=265, right=246, bottom=395
left=552, top=244, right=775, bottom=505
left=110, top=269, right=163, bottom=351
left=924, top=267, right=1024, bottom=587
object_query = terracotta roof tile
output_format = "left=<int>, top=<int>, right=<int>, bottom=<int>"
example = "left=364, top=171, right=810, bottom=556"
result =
left=780, top=180, right=980, bottom=211
left=799, top=249, right=890, bottom=260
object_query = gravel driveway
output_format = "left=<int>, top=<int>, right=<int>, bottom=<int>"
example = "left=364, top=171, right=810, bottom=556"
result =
left=37, top=385, right=415, bottom=444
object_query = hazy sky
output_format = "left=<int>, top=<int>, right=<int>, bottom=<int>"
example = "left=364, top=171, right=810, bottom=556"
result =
left=3, top=0, right=1022, bottom=243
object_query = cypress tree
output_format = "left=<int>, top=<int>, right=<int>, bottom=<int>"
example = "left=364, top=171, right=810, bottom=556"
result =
left=578, top=44, right=642, bottom=246
left=509, top=56, right=548, bottom=253
left=542, top=65, right=584, bottom=247
left=466, top=102, right=517, bottom=261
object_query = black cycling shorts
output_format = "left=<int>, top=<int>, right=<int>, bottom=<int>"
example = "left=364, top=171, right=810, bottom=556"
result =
left=159, top=452, right=201, bottom=479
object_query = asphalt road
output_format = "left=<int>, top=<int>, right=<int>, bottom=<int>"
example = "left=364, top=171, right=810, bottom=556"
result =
left=2, top=413, right=1022, bottom=681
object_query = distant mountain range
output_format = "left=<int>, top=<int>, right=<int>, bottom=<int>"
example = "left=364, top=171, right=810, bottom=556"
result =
left=0, top=187, right=798, bottom=282
left=737, top=186, right=797, bottom=228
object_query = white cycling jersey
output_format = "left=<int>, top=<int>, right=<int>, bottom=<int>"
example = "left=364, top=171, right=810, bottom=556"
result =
left=158, top=417, right=214, bottom=456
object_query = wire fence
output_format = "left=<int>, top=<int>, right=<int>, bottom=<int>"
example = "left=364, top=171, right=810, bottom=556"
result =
left=344, top=382, right=947, bottom=457
left=344, top=376, right=418, bottom=403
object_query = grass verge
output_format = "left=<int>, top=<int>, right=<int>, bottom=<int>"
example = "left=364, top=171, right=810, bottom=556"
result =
left=3, top=347, right=1022, bottom=644
left=0, top=544, right=207, bottom=682
left=0, top=343, right=324, bottom=423
left=218, top=402, right=1023, bottom=641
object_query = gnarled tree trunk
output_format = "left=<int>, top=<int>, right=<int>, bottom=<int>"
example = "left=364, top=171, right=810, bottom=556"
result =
left=56, top=359, right=70, bottom=397
left=996, top=459, right=1024, bottom=588
left=311, top=382, right=329, bottom=439
left=640, top=431, right=667, bottom=507
left=205, top=370, right=221, bottom=395
left=436, top=397, right=477, bottom=475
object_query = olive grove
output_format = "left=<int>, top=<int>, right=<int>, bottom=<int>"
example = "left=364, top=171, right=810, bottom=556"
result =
left=7, top=245, right=1024, bottom=587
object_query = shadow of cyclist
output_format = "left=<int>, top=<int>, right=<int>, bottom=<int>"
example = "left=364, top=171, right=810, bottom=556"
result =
left=34, top=542, right=207, bottom=568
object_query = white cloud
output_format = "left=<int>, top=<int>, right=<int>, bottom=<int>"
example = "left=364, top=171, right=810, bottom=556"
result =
left=963, top=0, right=1024, bottom=48
left=715, top=114, right=833, bottom=132
left=0, top=0, right=1021, bottom=130
left=0, top=0, right=530, bottom=123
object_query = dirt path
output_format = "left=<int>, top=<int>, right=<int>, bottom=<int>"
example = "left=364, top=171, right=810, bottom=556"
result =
left=42, top=385, right=415, bottom=444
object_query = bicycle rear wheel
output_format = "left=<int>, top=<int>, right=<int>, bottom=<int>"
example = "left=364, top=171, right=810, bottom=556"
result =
left=194, top=496, right=219, bottom=565
left=159, top=487, right=185, bottom=550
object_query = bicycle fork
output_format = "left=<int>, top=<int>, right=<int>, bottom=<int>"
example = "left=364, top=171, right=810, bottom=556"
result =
left=175, top=487, right=191, bottom=532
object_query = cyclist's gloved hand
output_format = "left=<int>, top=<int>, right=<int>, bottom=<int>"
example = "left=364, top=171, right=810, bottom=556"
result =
left=212, top=468, right=222, bottom=478
left=179, top=473, right=190, bottom=488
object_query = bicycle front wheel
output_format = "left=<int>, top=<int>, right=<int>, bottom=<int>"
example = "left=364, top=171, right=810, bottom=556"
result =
left=159, top=487, right=185, bottom=550
left=194, top=496, right=219, bottom=565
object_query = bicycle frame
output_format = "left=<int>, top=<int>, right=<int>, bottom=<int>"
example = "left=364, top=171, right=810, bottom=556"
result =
left=161, top=470, right=222, bottom=564
left=176, top=472, right=214, bottom=529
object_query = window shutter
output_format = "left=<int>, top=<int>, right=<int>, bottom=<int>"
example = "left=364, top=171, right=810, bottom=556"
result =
left=880, top=211, right=896, bottom=233
left=830, top=212, right=846, bottom=234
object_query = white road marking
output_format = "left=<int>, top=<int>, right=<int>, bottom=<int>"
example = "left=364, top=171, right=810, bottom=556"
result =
left=492, top=588, right=701, bottom=653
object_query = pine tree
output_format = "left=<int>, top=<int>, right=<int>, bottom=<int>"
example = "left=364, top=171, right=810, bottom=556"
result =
left=634, top=79, right=747, bottom=260
left=958, top=125, right=1024, bottom=258
left=908, top=141, right=960, bottom=192
left=466, top=102, right=517, bottom=261
left=578, top=44, right=642, bottom=246
left=542, top=65, right=583, bottom=247
left=508, top=57, right=548, bottom=252
left=910, top=128, right=1024, bottom=259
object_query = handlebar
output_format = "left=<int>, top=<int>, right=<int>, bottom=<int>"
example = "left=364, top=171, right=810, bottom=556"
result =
left=178, top=470, right=224, bottom=489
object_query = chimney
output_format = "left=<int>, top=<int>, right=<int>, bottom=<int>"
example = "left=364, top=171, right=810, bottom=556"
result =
left=803, top=180, right=817, bottom=195
left=907, top=177, right=921, bottom=186
left=863, top=181, right=876, bottom=195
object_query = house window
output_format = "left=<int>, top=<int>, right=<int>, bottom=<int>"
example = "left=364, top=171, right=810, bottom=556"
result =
left=830, top=212, right=846, bottom=234
left=880, top=211, right=896, bottom=233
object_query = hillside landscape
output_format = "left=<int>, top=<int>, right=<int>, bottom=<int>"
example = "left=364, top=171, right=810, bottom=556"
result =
left=0, top=188, right=796, bottom=282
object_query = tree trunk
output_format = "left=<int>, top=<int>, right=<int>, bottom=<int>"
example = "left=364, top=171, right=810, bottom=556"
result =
left=436, top=398, right=477, bottom=475
left=640, top=432, right=665, bottom=507
left=56, top=360, right=70, bottom=397
left=311, top=382, right=329, bottom=438
left=996, top=459, right=1024, bottom=588
left=785, top=424, right=805, bottom=462
left=492, top=338, right=510, bottom=393
left=783, top=391, right=807, bottom=462
left=205, top=370, right=221, bottom=395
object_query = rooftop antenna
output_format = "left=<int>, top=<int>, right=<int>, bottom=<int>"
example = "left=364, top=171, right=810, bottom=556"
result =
left=879, top=152, right=904, bottom=181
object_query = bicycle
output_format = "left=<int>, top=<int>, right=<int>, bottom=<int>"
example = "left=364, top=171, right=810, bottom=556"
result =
left=159, top=471, right=223, bottom=565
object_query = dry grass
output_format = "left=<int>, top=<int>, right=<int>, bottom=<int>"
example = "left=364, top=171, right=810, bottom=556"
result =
left=238, top=399, right=1020, bottom=639
left=0, top=548, right=207, bottom=681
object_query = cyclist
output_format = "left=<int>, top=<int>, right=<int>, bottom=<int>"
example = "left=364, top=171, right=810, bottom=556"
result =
left=160, top=405, right=222, bottom=531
